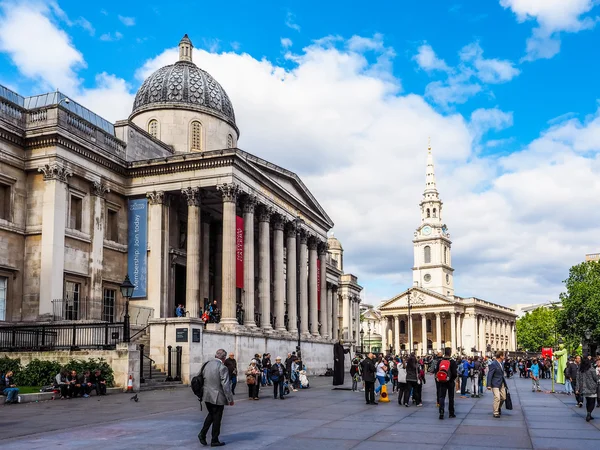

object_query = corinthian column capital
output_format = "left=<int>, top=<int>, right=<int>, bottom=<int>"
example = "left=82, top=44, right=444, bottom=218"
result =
left=38, top=163, right=72, bottom=183
left=91, top=180, right=110, bottom=198
left=217, top=182, right=240, bottom=203
left=146, top=190, right=165, bottom=205
left=242, top=195, right=257, bottom=214
left=181, top=187, right=201, bottom=207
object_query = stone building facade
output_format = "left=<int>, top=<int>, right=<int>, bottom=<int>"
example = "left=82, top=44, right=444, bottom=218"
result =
left=0, top=36, right=362, bottom=364
left=363, top=144, right=516, bottom=356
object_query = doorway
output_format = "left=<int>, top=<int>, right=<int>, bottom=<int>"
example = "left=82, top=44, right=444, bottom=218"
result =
left=174, top=264, right=186, bottom=315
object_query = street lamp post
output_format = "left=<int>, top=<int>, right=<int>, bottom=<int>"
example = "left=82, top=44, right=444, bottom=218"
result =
left=367, top=324, right=371, bottom=353
left=119, top=275, right=135, bottom=343
left=360, top=328, right=364, bottom=354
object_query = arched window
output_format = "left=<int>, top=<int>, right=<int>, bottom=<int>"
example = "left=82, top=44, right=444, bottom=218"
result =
left=227, top=134, right=233, bottom=148
left=444, top=246, right=447, bottom=264
left=148, top=119, right=158, bottom=138
left=190, top=121, right=203, bottom=151
left=426, top=208, right=430, bottom=218
left=400, top=320, right=406, bottom=334
left=424, top=245, right=431, bottom=263
left=432, top=208, right=437, bottom=218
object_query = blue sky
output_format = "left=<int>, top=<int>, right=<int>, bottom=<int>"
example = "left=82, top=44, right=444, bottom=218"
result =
left=1, top=0, right=599, bottom=308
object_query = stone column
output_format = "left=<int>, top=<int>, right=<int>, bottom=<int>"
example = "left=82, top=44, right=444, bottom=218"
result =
left=450, top=311, right=456, bottom=354
left=147, top=190, right=166, bottom=318
left=214, top=225, right=223, bottom=304
left=258, top=206, right=272, bottom=330
left=273, top=215, right=286, bottom=332
left=394, top=315, right=400, bottom=355
left=326, top=284, right=333, bottom=339
left=299, top=231, right=309, bottom=337
left=421, top=314, right=428, bottom=355
left=201, top=217, right=210, bottom=313
left=331, top=286, right=339, bottom=340
left=408, top=314, right=414, bottom=353
left=318, top=243, right=328, bottom=338
left=380, top=317, right=387, bottom=353
left=435, top=313, right=442, bottom=351
left=342, top=294, right=351, bottom=341
left=242, top=197, right=256, bottom=327
left=511, top=322, right=516, bottom=351
left=308, top=238, right=319, bottom=337
left=456, top=313, right=462, bottom=351
left=217, top=183, right=239, bottom=328
left=38, top=164, right=72, bottom=317
left=285, top=222, right=297, bottom=333
left=182, top=187, right=201, bottom=317
left=90, top=181, right=109, bottom=319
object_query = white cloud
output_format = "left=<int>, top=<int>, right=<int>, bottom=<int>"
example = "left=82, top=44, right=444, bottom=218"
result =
left=118, top=15, right=135, bottom=26
left=470, top=107, right=514, bottom=140
left=77, top=73, right=134, bottom=121
left=280, top=38, right=293, bottom=48
left=500, top=0, right=598, bottom=60
left=99, top=31, right=123, bottom=42
left=0, top=0, right=85, bottom=93
left=285, top=11, right=301, bottom=32
left=413, top=43, right=449, bottom=72
left=75, top=16, right=95, bottom=36
left=460, top=42, right=520, bottom=83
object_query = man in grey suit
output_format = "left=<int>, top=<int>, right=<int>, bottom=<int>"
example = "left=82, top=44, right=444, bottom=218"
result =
left=199, top=348, right=234, bottom=447
left=487, top=350, right=506, bottom=418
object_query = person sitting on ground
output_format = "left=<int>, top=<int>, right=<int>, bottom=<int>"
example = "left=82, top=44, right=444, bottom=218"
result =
left=91, top=369, right=107, bottom=396
left=68, top=370, right=82, bottom=398
left=79, top=370, right=94, bottom=398
left=55, top=369, right=71, bottom=399
left=2, top=370, right=19, bottom=404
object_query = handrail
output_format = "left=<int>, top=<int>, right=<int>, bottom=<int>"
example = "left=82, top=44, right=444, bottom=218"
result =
left=130, top=325, right=149, bottom=342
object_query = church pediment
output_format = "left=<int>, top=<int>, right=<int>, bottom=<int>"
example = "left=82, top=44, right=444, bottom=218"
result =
left=379, top=287, right=455, bottom=311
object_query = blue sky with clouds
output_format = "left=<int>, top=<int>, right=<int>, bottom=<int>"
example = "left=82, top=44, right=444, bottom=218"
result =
left=1, top=0, right=599, bottom=308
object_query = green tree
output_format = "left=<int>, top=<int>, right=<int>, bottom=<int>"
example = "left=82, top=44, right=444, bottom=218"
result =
left=516, top=307, right=557, bottom=351
left=558, top=261, right=600, bottom=345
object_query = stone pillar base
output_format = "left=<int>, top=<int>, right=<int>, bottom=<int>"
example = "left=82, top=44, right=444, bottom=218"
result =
left=206, top=323, right=221, bottom=331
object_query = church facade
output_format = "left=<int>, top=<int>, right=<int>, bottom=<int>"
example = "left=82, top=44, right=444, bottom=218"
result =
left=371, top=144, right=516, bottom=356
left=0, top=36, right=363, bottom=369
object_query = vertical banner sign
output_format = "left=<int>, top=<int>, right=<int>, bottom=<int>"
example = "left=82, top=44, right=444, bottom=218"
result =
left=317, top=259, right=321, bottom=310
left=128, top=198, right=148, bottom=298
left=236, top=216, right=244, bottom=289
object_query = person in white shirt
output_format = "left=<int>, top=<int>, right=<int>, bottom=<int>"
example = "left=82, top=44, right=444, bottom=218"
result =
left=375, top=357, right=388, bottom=395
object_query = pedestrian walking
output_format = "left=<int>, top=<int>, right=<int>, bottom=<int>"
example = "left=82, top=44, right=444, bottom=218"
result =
left=198, top=349, right=234, bottom=447
left=576, top=357, right=598, bottom=422
left=397, top=358, right=410, bottom=406
left=487, top=350, right=507, bottom=418
left=406, top=355, right=422, bottom=406
left=270, top=356, right=287, bottom=400
left=350, top=354, right=362, bottom=392
left=530, top=358, right=541, bottom=392
left=360, top=352, right=377, bottom=405
left=245, top=359, right=260, bottom=400
left=224, top=352, right=237, bottom=395
left=435, top=348, right=457, bottom=419
left=471, top=356, right=481, bottom=398
left=568, top=356, right=583, bottom=407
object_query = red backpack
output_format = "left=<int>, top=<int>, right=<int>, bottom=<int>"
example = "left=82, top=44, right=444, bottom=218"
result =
left=436, top=359, right=451, bottom=383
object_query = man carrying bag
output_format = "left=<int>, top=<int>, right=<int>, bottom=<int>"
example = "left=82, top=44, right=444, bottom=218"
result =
left=487, top=350, right=510, bottom=418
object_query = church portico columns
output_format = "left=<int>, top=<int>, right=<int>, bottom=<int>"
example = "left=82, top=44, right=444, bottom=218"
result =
left=182, top=187, right=201, bottom=318
left=394, top=315, right=400, bottom=355
left=435, top=313, right=442, bottom=351
left=450, top=311, right=456, bottom=354
left=242, top=197, right=257, bottom=328
left=273, top=215, right=286, bottom=332
left=285, top=223, right=297, bottom=334
left=421, top=313, right=427, bottom=355
left=258, top=206, right=273, bottom=331
left=331, top=285, right=339, bottom=340
left=217, top=183, right=240, bottom=328
left=408, top=314, right=414, bottom=354
left=299, top=230, right=310, bottom=338
left=147, top=190, right=167, bottom=318
left=308, top=237, right=319, bottom=337
left=318, top=243, right=328, bottom=339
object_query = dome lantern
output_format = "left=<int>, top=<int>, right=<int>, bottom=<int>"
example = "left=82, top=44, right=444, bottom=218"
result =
left=179, top=34, right=193, bottom=63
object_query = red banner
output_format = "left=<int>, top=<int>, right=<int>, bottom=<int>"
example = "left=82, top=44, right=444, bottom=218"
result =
left=542, top=347, right=553, bottom=358
left=317, top=259, right=321, bottom=310
left=236, top=216, right=244, bottom=289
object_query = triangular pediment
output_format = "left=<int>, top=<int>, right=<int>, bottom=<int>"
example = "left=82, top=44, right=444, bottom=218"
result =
left=379, top=287, right=455, bottom=311
left=238, top=150, right=333, bottom=227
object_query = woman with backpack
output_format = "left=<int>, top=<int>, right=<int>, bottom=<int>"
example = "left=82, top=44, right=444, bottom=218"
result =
left=397, top=358, right=410, bottom=406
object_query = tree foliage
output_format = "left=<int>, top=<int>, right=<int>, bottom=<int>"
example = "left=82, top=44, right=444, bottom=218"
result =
left=516, top=307, right=557, bottom=352
left=558, top=261, right=600, bottom=344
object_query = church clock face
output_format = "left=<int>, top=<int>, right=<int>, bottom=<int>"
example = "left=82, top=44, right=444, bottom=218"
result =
left=424, top=273, right=431, bottom=282
left=422, top=226, right=432, bottom=236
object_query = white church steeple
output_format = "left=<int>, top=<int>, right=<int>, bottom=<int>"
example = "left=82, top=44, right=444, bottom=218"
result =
left=413, top=140, right=454, bottom=297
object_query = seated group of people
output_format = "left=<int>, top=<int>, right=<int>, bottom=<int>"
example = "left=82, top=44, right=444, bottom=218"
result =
left=54, top=369, right=107, bottom=399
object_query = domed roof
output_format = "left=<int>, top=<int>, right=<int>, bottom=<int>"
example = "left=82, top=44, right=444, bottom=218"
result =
left=328, top=233, right=343, bottom=251
left=131, top=35, right=236, bottom=130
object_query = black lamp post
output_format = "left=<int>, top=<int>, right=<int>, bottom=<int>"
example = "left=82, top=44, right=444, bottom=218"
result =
left=367, top=323, right=371, bottom=353
left=120, top=274, right=135, bottom=342
left=360, top=328, right=364, bottom=354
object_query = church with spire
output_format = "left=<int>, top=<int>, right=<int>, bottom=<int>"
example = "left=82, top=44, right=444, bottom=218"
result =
left=371, top=142, right=517, bottom=357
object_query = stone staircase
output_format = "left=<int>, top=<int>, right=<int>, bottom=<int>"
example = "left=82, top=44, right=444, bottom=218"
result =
left=131, top=328, right=184, bottom=392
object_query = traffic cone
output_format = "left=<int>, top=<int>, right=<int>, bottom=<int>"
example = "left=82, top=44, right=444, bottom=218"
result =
left=127, top=375, right=133, bottom=392
left=379, top=383, right=390, bottom=403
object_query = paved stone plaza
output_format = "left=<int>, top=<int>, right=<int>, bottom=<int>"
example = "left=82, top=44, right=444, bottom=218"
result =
left=2, top=375, right=600, bottom=449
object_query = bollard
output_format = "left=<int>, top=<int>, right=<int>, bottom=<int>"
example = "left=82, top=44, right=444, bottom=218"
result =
left=166, top=345, right=173, bottom=381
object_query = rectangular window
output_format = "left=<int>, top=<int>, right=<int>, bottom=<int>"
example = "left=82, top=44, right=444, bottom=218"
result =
left=70, top=195, right=82, bottom=231
left=64, top=281, right=80, bottom=320
left=106, top=209, right=118, bottom=242
left=0, top=276, right=7, bottom=321
left=0, top=183, right=10, bottom=221
left=102, top=288, right=116, bottom=323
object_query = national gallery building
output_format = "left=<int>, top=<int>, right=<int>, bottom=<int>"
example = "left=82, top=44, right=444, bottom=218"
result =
left=0, top=35, right=362, bottom=377
left=362, top=145, right=517, bottom=357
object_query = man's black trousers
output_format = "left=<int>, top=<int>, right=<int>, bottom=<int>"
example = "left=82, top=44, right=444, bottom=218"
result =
left=200, top=402, right=225, bottom=444
left=438, top=381, right=455, bottom=415
left=364, top=381, right=375, bottom=404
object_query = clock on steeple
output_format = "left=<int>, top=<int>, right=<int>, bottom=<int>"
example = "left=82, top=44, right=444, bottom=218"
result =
left=413, top=141, right=454, bottom=297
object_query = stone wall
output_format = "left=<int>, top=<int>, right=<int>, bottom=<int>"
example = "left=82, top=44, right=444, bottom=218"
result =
left=1, top=343, right=140, bottom=391
left=148, top=318, right=341, bottom=385
left=114, top=121, right=173, bottom=161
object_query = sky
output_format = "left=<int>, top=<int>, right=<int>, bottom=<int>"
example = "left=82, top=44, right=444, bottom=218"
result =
left=0, top=0, right=599, bottom=309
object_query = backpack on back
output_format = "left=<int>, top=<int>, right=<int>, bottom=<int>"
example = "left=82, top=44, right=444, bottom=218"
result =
left=191, top=361, right=210, bottom=407
left=436, top=359, right=451, bottom=383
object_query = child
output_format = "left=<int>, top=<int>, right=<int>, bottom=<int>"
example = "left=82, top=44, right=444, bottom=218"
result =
left=531, top=358, right=541, bottom=392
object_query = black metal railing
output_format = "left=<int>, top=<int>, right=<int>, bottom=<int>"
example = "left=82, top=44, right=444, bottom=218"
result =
left=51, top=298, right=153, bottom=326
left=166, top=345, right=182, bottom=382
left=0, top=322, right=124, bottom=351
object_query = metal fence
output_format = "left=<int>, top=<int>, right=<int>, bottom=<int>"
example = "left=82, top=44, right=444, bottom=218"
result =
left=0, top=322, right=125, bottom=351
left=51, top=298, right=153, bottom=326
